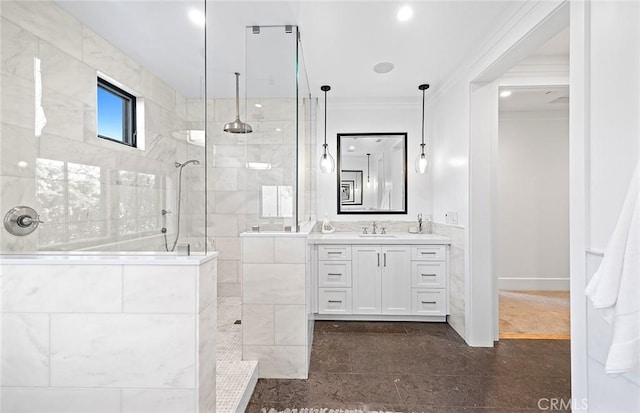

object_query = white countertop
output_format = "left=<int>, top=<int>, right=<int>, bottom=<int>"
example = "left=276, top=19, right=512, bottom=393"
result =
left=0, top=251, right=219, bottom=266
left=307, top=232, right=451, bottom=245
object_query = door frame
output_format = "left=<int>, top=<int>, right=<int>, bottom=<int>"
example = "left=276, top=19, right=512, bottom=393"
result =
left=466, top=0, right=588, bottom=405
left=490, top=79, right=570, bottom=342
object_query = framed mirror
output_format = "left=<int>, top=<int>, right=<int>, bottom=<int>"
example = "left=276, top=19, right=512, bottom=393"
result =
left=337, top=133, right=407, bottom=214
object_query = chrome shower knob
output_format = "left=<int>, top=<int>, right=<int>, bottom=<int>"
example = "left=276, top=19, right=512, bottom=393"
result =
left=4, top=206, right=44, bottom=236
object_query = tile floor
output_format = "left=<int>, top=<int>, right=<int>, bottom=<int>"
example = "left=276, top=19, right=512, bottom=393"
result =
left=246, top=321, right=571, bottom=412
left=217, top=297, right=258, bottom=413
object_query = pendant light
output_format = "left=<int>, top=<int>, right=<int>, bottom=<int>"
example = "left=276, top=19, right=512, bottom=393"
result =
left=224, top=72, right=252, bottom=134
left=319, top=85, right=335, bottom=173
left=415, top=83, right=430, bottom=173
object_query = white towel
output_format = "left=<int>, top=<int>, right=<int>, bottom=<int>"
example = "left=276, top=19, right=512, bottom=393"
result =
left=586, top=163, right=640, bottom=374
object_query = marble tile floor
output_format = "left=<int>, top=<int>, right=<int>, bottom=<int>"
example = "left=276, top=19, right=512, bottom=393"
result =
left=246, top=321, right=571, bottom=412
left=499, top=291, right=571, bottom=339
left=217, top=297, right=259, bottom=413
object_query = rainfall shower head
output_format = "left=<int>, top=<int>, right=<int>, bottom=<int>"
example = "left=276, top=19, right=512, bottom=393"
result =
left=223, top=72, right=253, bottom=134
left=175, top=160, right=200, bottom=168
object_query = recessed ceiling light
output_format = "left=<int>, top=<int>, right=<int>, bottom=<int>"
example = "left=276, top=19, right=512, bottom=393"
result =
left=500, top=90, right=512, bottom=98
left=397, top=5, right=414, bottom=22
left=254, top=103, right=263, bottom=108
left=373, top=62, right=394, bottom=74
left=348, top=146, right=355, bottom=151
left=188, top=9, right=205, bottom=27
left=275, top=128, right=282, bottom=132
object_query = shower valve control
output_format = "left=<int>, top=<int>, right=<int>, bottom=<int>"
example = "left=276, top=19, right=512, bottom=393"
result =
left=162, top=209, right=172, bottom=216
left=4, top=206, right=44, bottom=236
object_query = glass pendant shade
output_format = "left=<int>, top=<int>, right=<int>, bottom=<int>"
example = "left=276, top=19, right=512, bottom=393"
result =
left=415, top=144, right=429, bottom=174
left=415, top=152, right=429, bottom=174
left=319, top=144, right=335, bottom=174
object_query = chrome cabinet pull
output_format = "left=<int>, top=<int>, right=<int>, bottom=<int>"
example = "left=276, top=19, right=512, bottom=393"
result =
left=327, top=273, right=342, bottom=276
left=377, top=253, right=380, bottom=266
left=328, top=251, right=342, bottom=255
left=421, top=273, right=437, bottom=277
left=328, top=300, right=342, bottom=303
left=421, top=301, right=437, bottom=304
left=421, top=251, right=437, bottom=255
left=384, top=253, right=387, bottom=267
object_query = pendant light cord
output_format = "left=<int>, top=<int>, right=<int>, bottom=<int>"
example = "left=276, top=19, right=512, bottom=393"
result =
left=421, top=88, right=425, bottom=147
left=320, top=85, right=331, bottom=149
left=323, top=89, right=328, bottom=147
left=418, top=84, right=429, bottom=154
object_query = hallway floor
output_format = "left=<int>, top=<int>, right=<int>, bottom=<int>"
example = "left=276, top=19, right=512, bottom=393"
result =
left=246, top=321, right=571, bottom=412
left=499, top=290, right=571, bottom=339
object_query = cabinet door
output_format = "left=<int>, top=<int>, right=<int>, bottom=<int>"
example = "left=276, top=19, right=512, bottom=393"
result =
left=381, top=245, right=412, bottom=314
left=352, top=246, right=382, bottom=314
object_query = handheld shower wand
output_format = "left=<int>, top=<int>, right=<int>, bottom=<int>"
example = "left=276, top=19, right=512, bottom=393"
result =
left=164, top=159, right=200, bottom=252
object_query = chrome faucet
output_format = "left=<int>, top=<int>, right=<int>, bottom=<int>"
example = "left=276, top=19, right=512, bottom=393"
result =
left=417, top=213, right=423, bottom=233
left=372, top=221, right=378, bottom=235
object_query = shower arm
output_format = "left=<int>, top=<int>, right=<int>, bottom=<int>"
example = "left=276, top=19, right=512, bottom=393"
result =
left=234, top=72, right=241, bottom=121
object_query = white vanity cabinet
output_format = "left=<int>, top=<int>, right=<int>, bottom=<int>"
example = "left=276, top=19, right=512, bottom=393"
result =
left=311, top=235, right=450, bottom=322
left=352, top=245, right=412, bottom=315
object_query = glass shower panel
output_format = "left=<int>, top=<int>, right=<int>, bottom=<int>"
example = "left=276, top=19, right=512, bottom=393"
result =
left=297, top=34, right=316, bottom=229
left=0, top=0, right=207, bottom=252
left=245, top=26, right=298, bottom=231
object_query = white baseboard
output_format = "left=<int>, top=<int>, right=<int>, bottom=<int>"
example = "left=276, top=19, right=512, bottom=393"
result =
left=498, top=277, right=570, bottom=291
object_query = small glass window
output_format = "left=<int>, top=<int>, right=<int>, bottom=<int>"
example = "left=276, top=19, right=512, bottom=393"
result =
left=97, top=78, right=137, bottom=147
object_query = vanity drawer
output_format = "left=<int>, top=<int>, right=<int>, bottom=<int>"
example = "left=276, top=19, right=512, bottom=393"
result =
left=411, top=261, right=446, bottom=288
left=412, top=289, right=446, bottom=316
left=318, top=245, right=352, bottom=261
left=318, top=261, right=352, bottom=287
left=318, top=288, right=352, bottom=314
left=411, top=245, right=446, bottom=261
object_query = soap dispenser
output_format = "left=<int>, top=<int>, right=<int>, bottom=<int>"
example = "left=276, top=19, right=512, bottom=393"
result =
left=321, top=214, right=335, bottom=234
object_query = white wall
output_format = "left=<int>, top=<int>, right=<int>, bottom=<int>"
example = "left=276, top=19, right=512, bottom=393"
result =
left=496, top=110, right=569, bottom=291
left=316, top=98, right=432, bottom=221
left=572, top=0, right=640, bottom=411
left=429, top=0, right=569, bottom=348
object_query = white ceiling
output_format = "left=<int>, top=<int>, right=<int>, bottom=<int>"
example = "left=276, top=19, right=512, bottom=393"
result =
left=529, top=27, right=569, bottom=57
left=499, top=86, right=569, bottom=112
left=57, top=1, right=523, bottom=99
left=499, top=28, right=569, bottom=113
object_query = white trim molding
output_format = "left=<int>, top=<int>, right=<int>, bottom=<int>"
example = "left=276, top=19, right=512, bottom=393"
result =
left=498, top=277, right=570, bottom=291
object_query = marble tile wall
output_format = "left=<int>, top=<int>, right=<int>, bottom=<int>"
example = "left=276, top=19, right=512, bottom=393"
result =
left=241, top=234, right=310, bottom=378
left=0, top=0, right=205, bottom=252
left=1, top=2, right=315, bottom=304
left=432, top=222, right=466, bottom=339
left=0, top=257, right=217, bottom=413
left=204, top=97, right=314, bottom=298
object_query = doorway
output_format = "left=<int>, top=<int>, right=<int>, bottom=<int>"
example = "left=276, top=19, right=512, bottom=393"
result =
left=495, top=85, right=570, bottom=339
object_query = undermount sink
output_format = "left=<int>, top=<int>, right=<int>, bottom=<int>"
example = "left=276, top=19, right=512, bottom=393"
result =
left=358, top=234, right=396, bottom=238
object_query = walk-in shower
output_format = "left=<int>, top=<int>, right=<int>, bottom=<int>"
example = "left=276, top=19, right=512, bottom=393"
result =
left=0, top=1, right=209, bottom=254
left=163, top=159, right=200, bottom=252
